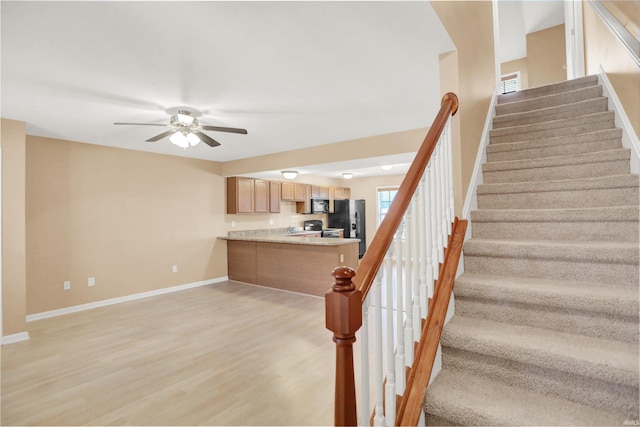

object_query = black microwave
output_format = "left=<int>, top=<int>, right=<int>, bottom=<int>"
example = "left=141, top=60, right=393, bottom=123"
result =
left=311, top=199, right=329, bottom=214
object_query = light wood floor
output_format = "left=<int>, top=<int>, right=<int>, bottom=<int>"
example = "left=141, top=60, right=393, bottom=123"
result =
left=1, top=281, right=335, bottom=426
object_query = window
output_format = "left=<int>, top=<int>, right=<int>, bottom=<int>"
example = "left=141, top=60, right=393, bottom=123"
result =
left=377, top=187, right=398, bottom=226
left=500, top=72, right=521, bottom=94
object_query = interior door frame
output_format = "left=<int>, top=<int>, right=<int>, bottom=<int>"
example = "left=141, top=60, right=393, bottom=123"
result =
left=565, top=0, right=586, bottom=80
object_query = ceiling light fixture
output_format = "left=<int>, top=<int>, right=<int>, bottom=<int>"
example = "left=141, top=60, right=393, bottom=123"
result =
left=342, top=172, right=354, bottom=179
left=282, top=171, right=298, bottom=180
left=170, top=130, right=201, bottom=149
left=381, top=165, right=393, bottom=171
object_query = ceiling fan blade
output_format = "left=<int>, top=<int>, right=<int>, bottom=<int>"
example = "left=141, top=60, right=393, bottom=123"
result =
left=146, top=129, right=178, bottom=142
left=201, top=125, right=248, bottom=134
left=194, top=131, right=221, bottom=147
left=114, top=122, right=169, bottom=126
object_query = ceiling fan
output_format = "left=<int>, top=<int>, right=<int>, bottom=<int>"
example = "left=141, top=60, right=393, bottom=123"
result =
left=114, top=110, right=247, bottom=148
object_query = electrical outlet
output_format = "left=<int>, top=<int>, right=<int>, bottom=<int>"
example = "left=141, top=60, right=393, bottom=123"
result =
left=268, top=219, right=274, bottom=225
left=88, top=277, right=95, bottom=287
left=340, top=254, right=344, bottom=263
left=172, top=265, right=178, bottom=273
left=64, top=280, right=71, bottom=291
left=231, top=220, right=236, bottom=228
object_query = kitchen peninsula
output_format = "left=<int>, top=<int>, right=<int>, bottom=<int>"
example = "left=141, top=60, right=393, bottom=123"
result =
left=219, top=228, right=360, bottom=297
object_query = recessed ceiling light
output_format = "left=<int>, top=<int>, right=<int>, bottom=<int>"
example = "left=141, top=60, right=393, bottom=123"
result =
left=342, top=172, right=353, bottom=179
left=281, top=171, right=298, bottom=180
left=381, top=165, right=393, bottom=171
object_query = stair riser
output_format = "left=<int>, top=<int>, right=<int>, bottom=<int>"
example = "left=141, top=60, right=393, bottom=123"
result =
left=455, top=297, right=639, bottom=343
left=487, top=139, right=622, bottom=162
left=495, top=86, right=603, bottom=116
left=477, top=187, right=639, bottom=210
left=464, top=255, right=638, bottom=287
left=490, top=117, right=615, bottom=144
left=441, top=347, right=640, bottom=418
left=471, top=220, right=639, bottom=242
left=497, top=76, right=599, bottom=104
left=483, top=159, right=629, bottom=184
left=493, top=98, right=609, bottom=129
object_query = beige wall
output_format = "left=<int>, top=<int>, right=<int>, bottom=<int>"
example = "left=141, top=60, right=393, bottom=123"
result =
left=501, top=57, right=530, bottom=90
left=584, top=3, right=640, bottom=137
left=431, top=1, right=496, bottom=216
left=223, top=127, right=426, bottom=177
left=1, top=119, right=28, bottom=335
left=348, top=174, right=405, bottom=249
left=603, top=1, right=640, bottom=39
left=439, top=50, right=463, bottom=216
left=526, top=24, right=567, bottom=88
left=25, top=137, right=228, bottom=314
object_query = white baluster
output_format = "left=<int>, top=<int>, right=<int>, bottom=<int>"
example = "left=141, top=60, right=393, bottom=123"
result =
left=373, top=275, right=385, bottom=426
left=360, top=294, right=370, bottom=426
left=434, top=143, right=444, bottom=263
left=418, top=175, right=429, bottom=320
left=384, top=246, right=396, bottom=424
left=429, top=158, right=438, bottom=298
left=410, top=193, right=421, bottom=342
left=441, top=125, right=452, bottom=235
left=404, top=204, right=415, bottom=365
left=446, top=118, right=455, bottom=226
left=394, top=230, right=405, bottom=395
left=438, top=137, right=448, bottom=254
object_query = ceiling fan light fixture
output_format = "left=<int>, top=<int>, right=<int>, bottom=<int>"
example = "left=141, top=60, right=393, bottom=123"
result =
left=282, top=171, right=298, bottom=180
left=174, top=111, right=196, bottom=126
left=170, top=131, right=190, bottom=149
left=381, top=164, right=393, bottom=171
left=187, top=132, right=201, bottom=146
left=342, top=172, right=354, bottom=179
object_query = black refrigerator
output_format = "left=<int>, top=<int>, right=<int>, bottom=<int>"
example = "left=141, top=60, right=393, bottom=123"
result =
left=329, top=199, right=366, bottom=258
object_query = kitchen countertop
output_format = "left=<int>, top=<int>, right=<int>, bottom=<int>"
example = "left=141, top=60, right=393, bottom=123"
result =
left=218, top=227, right=359, bottom=246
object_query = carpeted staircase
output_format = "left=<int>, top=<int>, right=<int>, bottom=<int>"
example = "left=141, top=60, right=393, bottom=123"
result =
left=424, top=75, right=640, bottom=426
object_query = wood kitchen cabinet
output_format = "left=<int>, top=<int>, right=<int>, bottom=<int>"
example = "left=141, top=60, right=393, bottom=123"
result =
left=281, top=182, right=295, bottom=201
left=227, top=177, right=278, bottom=214
left=269, top=181, right=281, bottom=213
left=296, top=184, right=312, bottom=214
left=294, top=183, right=306, bottom=201
left=311, top=185, right=329, bottom=199
left=227, top=176, right=254, bottom=214
left=254, top=179, right=269, bottom=213
left=332, top=186, right=351, bottom=200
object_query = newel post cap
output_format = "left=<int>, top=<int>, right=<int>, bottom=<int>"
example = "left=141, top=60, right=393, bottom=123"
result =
left=325, top=267, right=362, bottom=336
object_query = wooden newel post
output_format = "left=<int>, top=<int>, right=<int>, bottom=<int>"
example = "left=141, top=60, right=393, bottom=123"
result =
left=325, top=266, right=362, bottom=426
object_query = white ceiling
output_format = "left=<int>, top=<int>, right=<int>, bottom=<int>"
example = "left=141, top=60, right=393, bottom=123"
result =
left=1, top=1, right=455, bottom=178
left=1, top=1, right=566, bottom=180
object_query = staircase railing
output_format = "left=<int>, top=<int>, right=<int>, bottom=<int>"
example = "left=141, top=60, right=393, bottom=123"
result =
left=325, top=93, right=465, bottom=426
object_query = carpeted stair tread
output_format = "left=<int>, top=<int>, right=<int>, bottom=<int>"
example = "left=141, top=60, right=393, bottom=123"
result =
left=477, top=174, right=639, bottom=195
left=471, top=206, right=639, bottom=223
left=463, top=238, right=639, bottom=265
left=489, top=111, right=615, bottom=144
left=454, top=273, right=639, bottom=318
left=493, top=97, right=609, bottom=129
left=425, top=364, right=623, bottom=426
left=470, top=206, right=639, bottom=242
left=441, top=316, right=639, bottom=387
left=495, top=85, right=603, bottom=116
left=482, top=148, right=630, bottom=183
left=497, top=75, right=599, bottom=105
left=486, top=128, right=622, bottom=162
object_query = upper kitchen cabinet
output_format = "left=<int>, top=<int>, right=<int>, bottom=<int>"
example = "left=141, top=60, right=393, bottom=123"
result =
left=254, top=179, right=270, bottom=213
left=296, top=184, right=312, bottom=214
left=269, top=181, right=281, bottom=213
left=281, top=182, right=307, bottom=202
left=227, top=176, right=254, bottom=214
left=311, top=185, right=329, bottom=199
left=333, top=186, right=351, bottom=200
left=227, top=177, right=279, bottom=214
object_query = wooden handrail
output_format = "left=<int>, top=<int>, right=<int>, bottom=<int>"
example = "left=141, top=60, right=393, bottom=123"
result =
left=325, top=92, right=458, bottom=426
left=354, top=93, right=458, bottom=301
left=395, top=217, right=467, bottom=426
